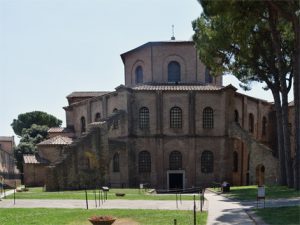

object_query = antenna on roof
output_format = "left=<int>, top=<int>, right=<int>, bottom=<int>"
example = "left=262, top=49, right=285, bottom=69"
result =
left=171, top=25, right=175, bottom=40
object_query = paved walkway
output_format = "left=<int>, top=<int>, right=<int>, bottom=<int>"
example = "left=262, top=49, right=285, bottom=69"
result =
left=205, top=190, right=300, bottom=225
left=0, top=189, right=15, bottom=199
left=0, top=198, right=205, bottom=211
left=205, top=191, right=254, bottom=225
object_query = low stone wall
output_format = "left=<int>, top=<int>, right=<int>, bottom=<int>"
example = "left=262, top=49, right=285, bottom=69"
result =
left=228, top=122, right=279, bottom=185
left=23, top=164, right=47, bottom=187
left=45, top=125, right=110, bottom=191
left=3, top=179, right=21, bottom=188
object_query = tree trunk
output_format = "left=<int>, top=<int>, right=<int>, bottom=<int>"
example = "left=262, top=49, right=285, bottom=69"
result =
left=272, top=89, right=287, bottom=185
left=281, top=90, right=294, bottom=187
left=293, top=18, right=300, bottom=190
left=268, top=6, right=294, bottom=187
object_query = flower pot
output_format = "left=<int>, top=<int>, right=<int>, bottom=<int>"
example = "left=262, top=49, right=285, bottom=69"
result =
left=88, top=216, right=116, bottom=225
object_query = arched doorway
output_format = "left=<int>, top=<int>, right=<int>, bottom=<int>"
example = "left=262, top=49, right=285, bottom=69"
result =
left=168, top=151, right=184, bottom=189
left=256, top=164, right=265, bottom=186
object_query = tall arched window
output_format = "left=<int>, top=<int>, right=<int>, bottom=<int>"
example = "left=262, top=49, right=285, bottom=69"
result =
left=201, top=151, right=214, bottom=173
left=249, top=113, right=254, bottom=133
left=113, top=153, right=120, bottom=172
left=234, top=110, right=239, bottom=124
left=95, top=112, right=101, bottom=122
left=138, top=151, right=151, bottom=173
left=262, top=116, right=267, bottom=136
left=80, top=116, right=86, bottom=133
left=139, top=107, right=149, bottom=129
left=203, top=107, right=214, bottom=129
left=169, top=151, right=182, bottom=170
left=168, top=61, right=181, bottom=82
left=233, top=151, right=238, bottom=172
left=135, top=66, right=143, bottom=84
left=170, top=107, right=182, bottom=128
left=113, top=108, right=118, bottom=129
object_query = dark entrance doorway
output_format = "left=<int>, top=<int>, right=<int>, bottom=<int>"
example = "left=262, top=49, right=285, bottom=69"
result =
left=169, top=173, right=183, bottom=189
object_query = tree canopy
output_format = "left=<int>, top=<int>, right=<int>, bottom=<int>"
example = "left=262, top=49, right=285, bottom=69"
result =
left=193, top=0, right=299, bottom=188
left=11, top=111, right=62, bottom=136
left=11, top=111, right=62, bottom=173
left=193, top=0, right=293, bottom=90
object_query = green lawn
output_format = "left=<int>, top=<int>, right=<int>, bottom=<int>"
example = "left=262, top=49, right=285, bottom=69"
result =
left=255, top=206, right=300, bottom=225
left=212, top=185, right=300, bottom=201
left=6, top=187, right=199, bottom=200
left=0, top=208, right=207, bottom=225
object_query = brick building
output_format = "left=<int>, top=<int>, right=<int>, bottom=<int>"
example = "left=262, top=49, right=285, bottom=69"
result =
left=0, top=136, right=19, bottom=187
left=24, top=40, right=287, bottom=190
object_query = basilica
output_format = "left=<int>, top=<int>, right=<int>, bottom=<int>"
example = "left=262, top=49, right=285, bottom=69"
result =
left=23, top=40, right=285, bottom=190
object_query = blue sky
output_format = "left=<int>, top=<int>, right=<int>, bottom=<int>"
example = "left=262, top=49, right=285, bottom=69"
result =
left=1, top=0, right=281, bottom=141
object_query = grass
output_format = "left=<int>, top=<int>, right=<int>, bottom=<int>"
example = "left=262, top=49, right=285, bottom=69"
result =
left=255, top=206, right=300, bottom=225
left=0, top=208, right=208, bottom=225
left=5, top=187, right=199, bottom=200
left=210, top=185, right=300, bottom=201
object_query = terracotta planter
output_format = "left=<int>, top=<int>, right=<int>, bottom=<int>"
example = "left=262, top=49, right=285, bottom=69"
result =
left=88, top=216, right=116, bottom=225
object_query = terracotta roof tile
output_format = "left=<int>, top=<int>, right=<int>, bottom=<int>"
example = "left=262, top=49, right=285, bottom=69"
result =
left=288, top=101, right=295, bottom=106
left=66, top=91, right=109, bottom=98
left=37, top=135, right=73, bottom=146
left=48, top=127, right=73, bottom=133
left=48, top=127, right=65, bottom=132
left=132, top=84, right=223, bottom=91
left=23, top=155, right=48, bottom=164
left=0, top=136, right=14, bottom=142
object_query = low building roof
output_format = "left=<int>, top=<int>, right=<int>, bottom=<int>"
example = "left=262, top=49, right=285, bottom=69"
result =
left=37, top=135, right=73, bottom=146
left=66, top=91, right=109, bottom=98
left=0, top=136, right=14, bottom=142
left=48, top=127, right=73, bottom=133
left=48, top=127, right=65, bottom=133
left=288, top=101, right=295, bottom=107
left=23, top=154, right=49, bottom=164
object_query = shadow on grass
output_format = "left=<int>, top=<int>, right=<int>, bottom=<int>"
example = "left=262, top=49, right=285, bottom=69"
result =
left=223, top=185, right=299, bottom=201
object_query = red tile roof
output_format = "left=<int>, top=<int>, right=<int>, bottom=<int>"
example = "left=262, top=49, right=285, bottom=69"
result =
left=37, top=135, right=73, bottom=146
left=66, top=91, right=109, bottom=98
left=48, top=127, right=73, bottom=133
left=132, top=84, right=223, bottom=91
left=0, top=136, right=14, bottom=142
left=48, top=127, right=65, bottom=132
left=23, top=154, right=48, bottom=164
left=288, top=101, right=295, bottom=107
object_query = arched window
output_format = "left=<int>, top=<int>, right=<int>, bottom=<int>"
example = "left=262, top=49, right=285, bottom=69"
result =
left=113, top=153, right=120, bottom=172
left=139, top=107, right=149, bottom=129
left=203, top=107, right=214, bottom=129
left=168, top=61, right=181, bottom=82
left=249, top=113, right=254, bottom=133
left=80, top=116, right=86, bottom=133
left=201, top=151, right=214, bottom=173
left=233, top=151, right=238, bottom=172
left=262, top=116, right=267, bottom=136
left=169, top=151, right=182, bottom=170
left=95, top=113, right=101, bottom=122
left=113, top=108, right=118, bottom=129
left=170, top=107, right=182, bottom=128
left=138, top=151, right=151, bottom=173
left=234, top=110, right=239, bottom=124
left=135, top=66, right=143, bottom=84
